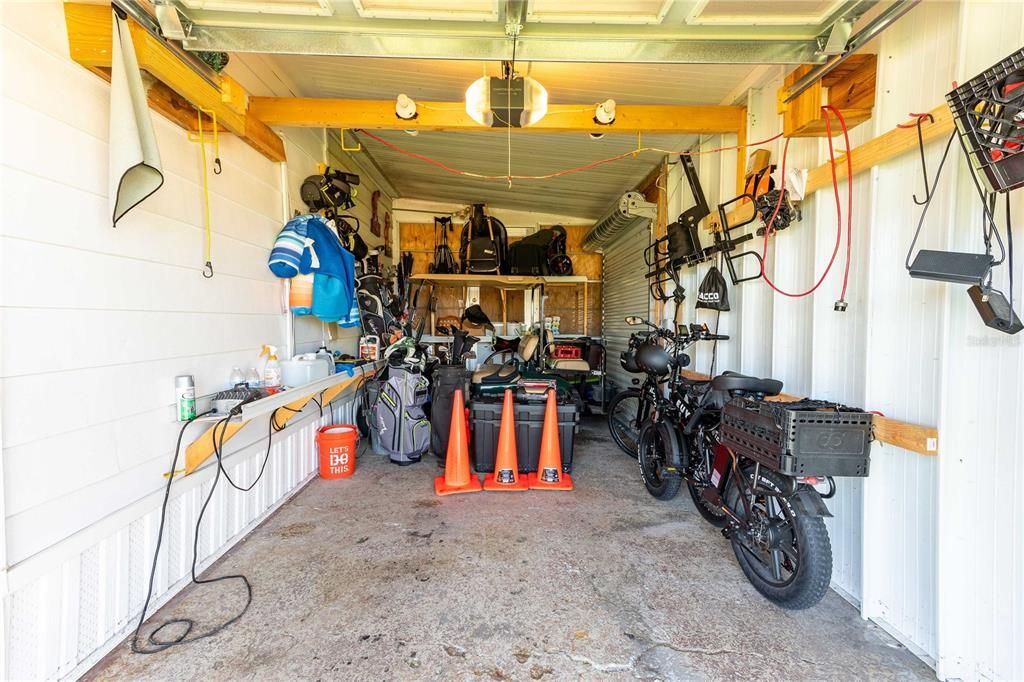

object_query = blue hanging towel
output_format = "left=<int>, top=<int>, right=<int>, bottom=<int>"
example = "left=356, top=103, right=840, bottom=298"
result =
left=268, top=214, right=326, bottom=278
left=305, top=220, right=356, bottom=323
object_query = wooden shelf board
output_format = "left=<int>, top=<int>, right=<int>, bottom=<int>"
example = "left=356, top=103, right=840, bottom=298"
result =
left=411, top=274, right=586, bottom=290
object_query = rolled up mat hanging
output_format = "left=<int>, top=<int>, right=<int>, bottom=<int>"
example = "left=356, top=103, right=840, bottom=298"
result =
left=109, top=8, right=164, bottom=227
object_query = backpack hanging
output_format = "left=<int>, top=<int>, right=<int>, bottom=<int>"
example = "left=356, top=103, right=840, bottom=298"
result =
left=696, top=264, right=730, bottom=311
left=460, top=203, right=508, bottom=274
left=429, top=216, right=457, bottom=274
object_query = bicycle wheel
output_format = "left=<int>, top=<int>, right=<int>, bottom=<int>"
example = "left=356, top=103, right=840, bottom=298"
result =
left=607, top=388, right=646, bottom=457
left=637, top=419, right=683, bottom=500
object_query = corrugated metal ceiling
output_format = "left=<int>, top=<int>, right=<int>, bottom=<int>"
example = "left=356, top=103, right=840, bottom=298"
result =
left=253, top=4, right=761, bottom=219
left=352, top=129, right=694, bottom=219
left=268, top=55, right=740, bottom=216
left=271, top=55, right=754, bottom=104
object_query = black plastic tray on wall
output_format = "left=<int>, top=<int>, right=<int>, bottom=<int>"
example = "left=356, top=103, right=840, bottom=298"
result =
left=469, top=399, right=579, bottom=474
left=721, top=398, right=873, bottom=478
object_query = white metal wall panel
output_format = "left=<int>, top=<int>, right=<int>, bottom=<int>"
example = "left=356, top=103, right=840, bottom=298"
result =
left=603, top=220, right=653, bottom=392
left=4, top=397, right=360, bottom=681
left=935, top=3, right=1024, bottom=680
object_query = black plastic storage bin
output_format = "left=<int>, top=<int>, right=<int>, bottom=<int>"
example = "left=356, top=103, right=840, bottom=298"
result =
left=470, top=399, right=579, bottom=473
left=721, top=397, right=873, bottom=478
left=946, top=47, right=1024, bottom=193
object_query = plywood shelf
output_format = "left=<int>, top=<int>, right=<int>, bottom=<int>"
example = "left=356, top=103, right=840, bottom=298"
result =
left=181, top=363, right=379, bottom=476
left=411, top=274, right=586, bottom=290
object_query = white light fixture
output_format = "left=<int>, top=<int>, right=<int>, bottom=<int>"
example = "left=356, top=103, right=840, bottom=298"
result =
left=395, top=93, right=418, bottom=120
left=595, top=98, right=616, bottom=125
left=465, top=76, right=548, bottom=128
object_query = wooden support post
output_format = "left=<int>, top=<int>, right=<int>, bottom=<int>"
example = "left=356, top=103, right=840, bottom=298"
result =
left=64, top=3, right=285, bottom=162
left=736, top=108, right=748, bottom=196
left=250, top=97, right=746, bottom=135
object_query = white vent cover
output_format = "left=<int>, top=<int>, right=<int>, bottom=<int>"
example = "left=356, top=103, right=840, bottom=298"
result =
left=352, top=0, right=499, bottom=21
left=687, top=0, right=844, bottom=25
left=180, top=0, right=333, bottom=15
left=528, top=0, right=672, bottom=24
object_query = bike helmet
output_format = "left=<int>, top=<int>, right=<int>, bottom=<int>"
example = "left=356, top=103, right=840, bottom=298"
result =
left=635, top=342, right=673, bottom=377
left=620, top=349, right=642, bottom=373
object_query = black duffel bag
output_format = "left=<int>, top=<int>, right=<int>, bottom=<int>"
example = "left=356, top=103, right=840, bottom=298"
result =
left=430, top=365, right=470, bottom=464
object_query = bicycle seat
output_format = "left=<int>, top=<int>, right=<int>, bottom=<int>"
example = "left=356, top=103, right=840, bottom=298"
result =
left=710, top=373, right=783, bottom=396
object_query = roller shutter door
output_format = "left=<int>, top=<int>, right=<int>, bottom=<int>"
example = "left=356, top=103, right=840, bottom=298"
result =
left=602, top=220, right=651, bottom=393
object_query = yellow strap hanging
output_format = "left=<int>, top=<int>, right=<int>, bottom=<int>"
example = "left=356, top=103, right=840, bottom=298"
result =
left=189, top=109, right=220, bottom=278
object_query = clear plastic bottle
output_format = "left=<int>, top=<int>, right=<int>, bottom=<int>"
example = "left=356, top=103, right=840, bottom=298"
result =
left=246, top=368, right=261, bottom=389
left=229, top=367, right=245, bottom=387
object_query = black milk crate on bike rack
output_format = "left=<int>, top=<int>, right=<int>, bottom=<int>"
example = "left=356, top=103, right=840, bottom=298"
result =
left=721, top=398, right=873, bottom=478
left=945, top=47, right=1024, bottom=193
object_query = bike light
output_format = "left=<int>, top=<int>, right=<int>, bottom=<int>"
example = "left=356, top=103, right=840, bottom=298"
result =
left=801, top=476, right=820, bottom=486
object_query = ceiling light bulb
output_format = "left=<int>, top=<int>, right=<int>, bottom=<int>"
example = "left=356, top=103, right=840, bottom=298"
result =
left=465, top=76, right=547, bottom=127
left=465, top=77, right=492, bottom=126
left=595, top=98, right=616, bottom=125
left=395, top=93, right=417, bottom=120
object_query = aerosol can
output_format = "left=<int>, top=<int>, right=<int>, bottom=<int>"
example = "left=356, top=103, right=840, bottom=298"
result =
left=175, top=375, right=196, bottom=422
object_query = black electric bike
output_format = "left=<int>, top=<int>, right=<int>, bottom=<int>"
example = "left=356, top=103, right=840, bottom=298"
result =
left=625, top=317, right=835, bottom=610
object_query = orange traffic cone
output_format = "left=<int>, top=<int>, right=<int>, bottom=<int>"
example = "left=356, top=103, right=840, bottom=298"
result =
left=527, top=389, right=573, bottom=491
left=483, top=389, right=529, bottom=491
left=434, top=389, right=482, bottom=496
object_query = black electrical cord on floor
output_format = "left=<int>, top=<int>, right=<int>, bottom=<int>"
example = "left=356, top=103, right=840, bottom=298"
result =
left=132, top=402, right=293, bottom=654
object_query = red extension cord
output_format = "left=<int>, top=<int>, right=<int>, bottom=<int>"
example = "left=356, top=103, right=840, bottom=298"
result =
left=760, top=105, right=854, bottom=303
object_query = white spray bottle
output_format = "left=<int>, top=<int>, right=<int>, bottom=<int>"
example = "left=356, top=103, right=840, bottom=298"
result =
left=260, top=345, right=282, bottom=389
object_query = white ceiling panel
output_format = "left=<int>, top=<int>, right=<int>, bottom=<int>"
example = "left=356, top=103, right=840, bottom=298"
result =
left=354, top=129, right=695, bottom=218
left=351, top=0, right=499, bottom=21
left=271, top=55, right=756, bottom=105
left=528, top=0, right=674, bottom=24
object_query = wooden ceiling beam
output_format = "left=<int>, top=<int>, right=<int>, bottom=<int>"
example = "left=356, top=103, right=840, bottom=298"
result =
left=64, top=3, right=285, bottom=162
left=249, top=97, right=747, bottom=135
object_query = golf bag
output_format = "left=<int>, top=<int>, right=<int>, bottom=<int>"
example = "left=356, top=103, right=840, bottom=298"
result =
left=374, top=367, right=431, bottom=465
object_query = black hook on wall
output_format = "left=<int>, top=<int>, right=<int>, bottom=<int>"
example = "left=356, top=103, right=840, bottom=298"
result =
left=909, top=113, right=936, bottom=205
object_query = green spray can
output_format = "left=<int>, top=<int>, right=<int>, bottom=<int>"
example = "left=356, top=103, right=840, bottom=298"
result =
left=175, top=375, right=196, bottom=421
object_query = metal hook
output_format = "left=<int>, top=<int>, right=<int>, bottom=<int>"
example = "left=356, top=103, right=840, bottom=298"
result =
left=213, top=157, right=222, bottom=174
left=911, top=113, right=935, bottom=205
left=202, top=261, right=214, bottom=278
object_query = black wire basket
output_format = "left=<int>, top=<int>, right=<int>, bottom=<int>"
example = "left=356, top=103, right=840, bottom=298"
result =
left=721, top=398, right=873, bottom=478
left=946, top=47, right=1024, bottom=193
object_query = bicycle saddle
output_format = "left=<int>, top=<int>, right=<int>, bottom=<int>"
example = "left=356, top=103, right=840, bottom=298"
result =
left=710, top=373, right=783, bottom=396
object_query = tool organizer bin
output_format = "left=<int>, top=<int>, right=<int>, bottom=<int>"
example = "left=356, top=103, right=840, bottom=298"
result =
left=721, top=398, right=873, bottom=477
left=469, top=399, right=578, bottom=474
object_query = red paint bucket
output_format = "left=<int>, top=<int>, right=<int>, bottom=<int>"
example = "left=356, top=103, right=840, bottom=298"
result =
left=317, top=424, right=357, bottom=479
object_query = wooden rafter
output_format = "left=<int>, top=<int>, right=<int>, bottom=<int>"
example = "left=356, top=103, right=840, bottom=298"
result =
left=249, top=97, right=747, bottom=135
left=64, top=3, right=285, bottom=162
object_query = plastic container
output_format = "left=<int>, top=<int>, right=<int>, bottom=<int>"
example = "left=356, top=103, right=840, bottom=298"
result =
left=469, top=399, right=579, bottom=474
left=317, top=424, right=358, bottom=479
left=281, top=354, right=330, bottom=388
left=289, top=273, right=314, bottom=316
left=721, top=397, right=873, bottom=478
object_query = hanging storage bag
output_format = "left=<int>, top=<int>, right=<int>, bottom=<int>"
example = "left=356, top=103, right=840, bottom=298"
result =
left=696, top=265, right=730, bottom=311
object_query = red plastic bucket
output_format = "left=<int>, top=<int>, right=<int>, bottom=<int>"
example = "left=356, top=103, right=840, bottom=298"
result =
left=317, top=424, right=357, bottom=479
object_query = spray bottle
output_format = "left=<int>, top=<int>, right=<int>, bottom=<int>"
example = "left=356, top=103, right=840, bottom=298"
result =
left=260, top=345, right=282, bottom=390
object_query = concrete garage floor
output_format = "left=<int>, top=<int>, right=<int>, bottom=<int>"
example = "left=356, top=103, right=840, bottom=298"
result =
left=88, top=416, right=931, bottom=681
